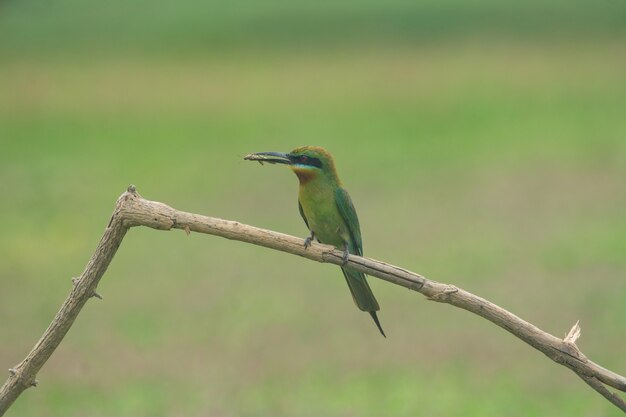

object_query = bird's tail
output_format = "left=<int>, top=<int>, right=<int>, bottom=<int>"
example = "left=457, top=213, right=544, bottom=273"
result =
left=369, top=311, right=386, bottom=338
left=341, top=267, right=386, bottom=337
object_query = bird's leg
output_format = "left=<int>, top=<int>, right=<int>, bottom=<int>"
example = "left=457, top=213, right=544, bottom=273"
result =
left=304, top=230, right=315, bottom=249
left=341, top=242, right=350, bottom=266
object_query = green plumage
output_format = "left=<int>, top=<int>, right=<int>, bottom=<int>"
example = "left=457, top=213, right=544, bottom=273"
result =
left=299, top=186, right=379, bottom=310
left=245, top=146, right=385, bottom=337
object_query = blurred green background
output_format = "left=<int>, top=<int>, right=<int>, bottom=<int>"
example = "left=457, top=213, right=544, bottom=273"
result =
left=1, top=0, right=625, bottom=416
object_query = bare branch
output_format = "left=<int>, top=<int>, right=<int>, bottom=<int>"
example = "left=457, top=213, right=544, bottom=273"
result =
left=579, top=375, right=626, bottom=413
left=1, top=186, right=624, bottom=415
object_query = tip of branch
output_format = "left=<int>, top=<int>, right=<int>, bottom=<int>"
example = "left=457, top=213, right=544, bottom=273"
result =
left=564, top=320, right=581, bottom=344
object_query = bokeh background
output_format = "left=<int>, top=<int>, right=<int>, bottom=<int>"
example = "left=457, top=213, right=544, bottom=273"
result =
left=1, top=1, right=625, bottom=416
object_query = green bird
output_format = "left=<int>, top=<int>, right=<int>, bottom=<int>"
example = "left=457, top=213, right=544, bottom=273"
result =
left=244, top=146, right=385, bottom=337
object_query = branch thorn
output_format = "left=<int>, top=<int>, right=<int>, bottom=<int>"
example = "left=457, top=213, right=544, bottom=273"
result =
left=91, top=291, right=103, bottom=300
left=8, top=369, right=16, bottom=376
left=564, top=320, right=581, bottom=344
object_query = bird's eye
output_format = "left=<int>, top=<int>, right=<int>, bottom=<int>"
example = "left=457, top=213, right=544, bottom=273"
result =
left=300, top=156, right=308, bottom=163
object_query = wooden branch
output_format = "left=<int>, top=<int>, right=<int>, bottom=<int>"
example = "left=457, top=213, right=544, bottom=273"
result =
left=1, top=186, right=625, bottom=415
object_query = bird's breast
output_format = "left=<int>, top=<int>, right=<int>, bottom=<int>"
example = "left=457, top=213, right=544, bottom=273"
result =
left=299, top=184, right=348, bottom=248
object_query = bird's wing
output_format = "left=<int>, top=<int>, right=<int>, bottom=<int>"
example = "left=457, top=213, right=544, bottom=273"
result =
left=298, top=200, right=310, bottom=230
left=335, top=187, right=363, bottom=256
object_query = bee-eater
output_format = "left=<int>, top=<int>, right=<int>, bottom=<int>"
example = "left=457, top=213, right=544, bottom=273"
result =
left=244, top=146, right=385, bottom=337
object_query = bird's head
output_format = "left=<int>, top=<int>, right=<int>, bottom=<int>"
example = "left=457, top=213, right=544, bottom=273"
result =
left=244, top=146, right=339, bottom=184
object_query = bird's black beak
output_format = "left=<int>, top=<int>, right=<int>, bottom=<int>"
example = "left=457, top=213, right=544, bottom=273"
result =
left=244, top=151, right=293, bottom=165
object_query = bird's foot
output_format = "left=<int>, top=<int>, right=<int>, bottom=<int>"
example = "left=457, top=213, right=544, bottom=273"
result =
left=341, top=246, right=350, bottom=266
left=304, top=232, right=315, bottom=249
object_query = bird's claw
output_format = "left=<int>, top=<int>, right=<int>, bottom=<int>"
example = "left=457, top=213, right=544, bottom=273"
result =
left=304, top=231, right=315, bottom=249
left=341, top=248, right=350, bottom=266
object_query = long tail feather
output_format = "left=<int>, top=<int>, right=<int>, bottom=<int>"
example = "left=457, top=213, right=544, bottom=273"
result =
left=341, top=267, right=386, bottom=337
left=369, top=311, right=386, bottom=338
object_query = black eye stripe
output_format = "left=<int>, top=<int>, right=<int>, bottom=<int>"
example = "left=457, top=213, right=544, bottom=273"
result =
left=290, top=154, right=322, bottom=168
left=306, top=156, right=322, bottom=168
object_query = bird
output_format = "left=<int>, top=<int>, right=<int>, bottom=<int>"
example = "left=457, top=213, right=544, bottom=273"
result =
left=244, top=146, right=385, bottom=337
